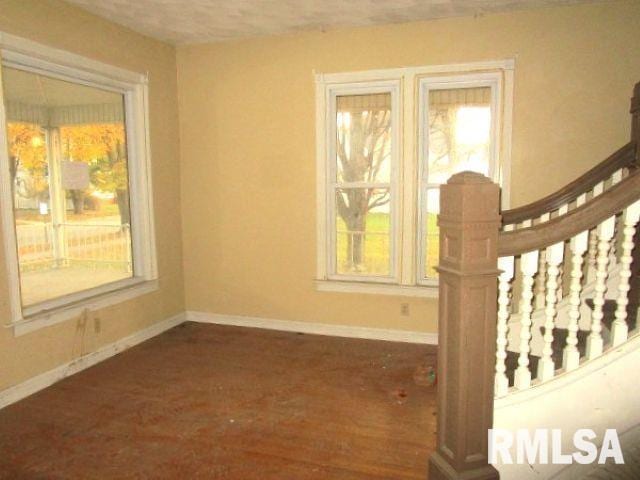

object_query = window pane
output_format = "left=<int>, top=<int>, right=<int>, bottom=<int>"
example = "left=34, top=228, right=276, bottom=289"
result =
left=426, top=87, right=492, bottom=184
left=2, top=66, right=133, bottom=307
left=423, top=188, right=440, bottom=279
left=335, top=187, right=391, bottom=276
left=336, top=93, right=392, bottom=184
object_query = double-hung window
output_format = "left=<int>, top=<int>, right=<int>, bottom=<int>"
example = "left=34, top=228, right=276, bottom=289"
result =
left=316, top=61, right=513, bottom=296
left=0, top=34, right=157, bottom=332
left=327, top=82, right=401, bottom=282
left=418, top=74, right=502, bottom=284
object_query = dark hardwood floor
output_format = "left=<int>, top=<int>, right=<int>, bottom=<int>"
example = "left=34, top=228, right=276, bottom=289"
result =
left=0, top=322, right=437, bottom=479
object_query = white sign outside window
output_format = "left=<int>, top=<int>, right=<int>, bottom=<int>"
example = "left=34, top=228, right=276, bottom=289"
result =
left=61, top=161, right=90, bottom=190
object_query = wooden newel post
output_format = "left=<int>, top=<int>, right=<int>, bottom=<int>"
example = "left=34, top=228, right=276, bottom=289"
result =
left=631, top=81, right=640, bottom=165
left=428, top=172, right=501, bottom=480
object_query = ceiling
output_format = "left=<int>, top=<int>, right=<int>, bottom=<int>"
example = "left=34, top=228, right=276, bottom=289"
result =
left=64, top=0, right=602, bottom=45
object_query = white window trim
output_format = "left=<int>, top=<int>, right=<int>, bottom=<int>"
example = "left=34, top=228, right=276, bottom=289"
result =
left=0, top=33, right=158, bottom=334
left=315, top=59, right=514, bottom=297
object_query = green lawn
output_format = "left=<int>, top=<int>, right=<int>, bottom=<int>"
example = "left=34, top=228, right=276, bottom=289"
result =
left=336, top=212, right=439, bottom=277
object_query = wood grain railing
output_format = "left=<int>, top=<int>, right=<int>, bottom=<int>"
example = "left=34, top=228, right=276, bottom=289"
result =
left=501, top=142, right=636, bottom=227
left=499, top=169, right=640, bottom=256
left=429, top=80, right=640, bottom=480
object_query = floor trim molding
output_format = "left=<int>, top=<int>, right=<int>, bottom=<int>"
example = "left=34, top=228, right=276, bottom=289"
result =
left=1, top=311, right=436, bottom=410
left=0, top=312, right=186, bottom=410
left=186, top=311, right=438, bottom=345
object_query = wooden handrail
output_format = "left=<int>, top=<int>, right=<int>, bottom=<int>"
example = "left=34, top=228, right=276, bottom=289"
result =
left=498, top=169, right=640, bottom=256
left=501, top=141, right=637, bottom=225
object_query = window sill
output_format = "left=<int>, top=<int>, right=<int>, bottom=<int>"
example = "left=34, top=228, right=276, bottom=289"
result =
left=7, top=278, right=159, bottom=337
left=315, top=279, right=438, bottom=298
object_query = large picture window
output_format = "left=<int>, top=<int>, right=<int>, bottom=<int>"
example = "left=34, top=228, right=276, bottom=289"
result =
left=0, top=34, right=157, bottom=331
left=316, top=62, right=513, bottom=296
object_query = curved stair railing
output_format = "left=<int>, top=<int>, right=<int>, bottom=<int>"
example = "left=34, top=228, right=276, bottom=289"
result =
left=495, top=170, right=640, bottom=396
left=428, top=81, right=640, bottom=480
left=501, top=142, right=637, bottom=231
left=503, top=80, right=640, bottom=233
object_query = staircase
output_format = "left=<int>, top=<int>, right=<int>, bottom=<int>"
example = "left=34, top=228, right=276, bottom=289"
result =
left=428, top=81, right=640, bottom=480
left=499, top=175, right=640, bottom=391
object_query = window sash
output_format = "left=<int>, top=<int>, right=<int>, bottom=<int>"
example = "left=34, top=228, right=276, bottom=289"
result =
left=417, top=74, right=502, bottom=284
left=325, top=81, right=401, bottom=283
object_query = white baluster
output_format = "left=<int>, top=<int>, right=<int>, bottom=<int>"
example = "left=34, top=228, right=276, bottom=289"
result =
left=558, top=205, right=568, bottom=300
left=536, top=251, right=547, bottom=309
left=611, top=200, right=640, bottom=346
left=495, top=256, right=515, bottom=397
left=571, top=195, right=587, bottom=295
left=555, top=206, right=569, bottom=301
left=537, top=242, right=564, bottom=382
left=563, top=230, right=589, bottom=371
left=536, top=213, right=551, bottom=309
left=586, top=216, right=616, bottom=360
left=610, top=175, right=623, bottom=261
left=587, top=228, right=598, bottom=283
left=514, top=250, right=539, bottom=390
left=587, top=183, right=605, bottom=283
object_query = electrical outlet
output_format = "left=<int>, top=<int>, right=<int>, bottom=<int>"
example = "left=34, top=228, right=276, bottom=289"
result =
left=400, top=303, right=410, bottom=316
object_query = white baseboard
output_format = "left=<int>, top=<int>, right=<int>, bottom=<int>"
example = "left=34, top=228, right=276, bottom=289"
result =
left=0, top=310, right=436, bottom=410
left=0, top=312, right=186, bottom=410
left=186, top=311, right=438, bottom=345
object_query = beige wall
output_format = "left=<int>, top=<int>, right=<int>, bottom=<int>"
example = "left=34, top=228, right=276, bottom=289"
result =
left=177, top=0, right=640, bottom=333
left=0, top=0, right=184, bottom=390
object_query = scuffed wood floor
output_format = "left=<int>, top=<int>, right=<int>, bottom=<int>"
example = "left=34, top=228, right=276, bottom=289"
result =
left=0, top=322, right=437, bottom=479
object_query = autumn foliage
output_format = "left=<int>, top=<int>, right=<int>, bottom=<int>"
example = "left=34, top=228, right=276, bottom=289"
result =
left=7, top=123, right=48, bottom=198
left=8, top=121, right=129, bottom=220
left=60, top=123, right=128, bottom=193
left=8, top=122, right=127, bottom=195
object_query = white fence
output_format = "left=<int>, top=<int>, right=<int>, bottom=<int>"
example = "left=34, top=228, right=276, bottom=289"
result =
left=15, top=222, right=132, bottom=272
left=15, top=223, right=55, bottom=268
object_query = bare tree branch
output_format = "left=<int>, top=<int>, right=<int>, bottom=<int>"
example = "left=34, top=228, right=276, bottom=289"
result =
left=368, top=190, right=390, bottom=210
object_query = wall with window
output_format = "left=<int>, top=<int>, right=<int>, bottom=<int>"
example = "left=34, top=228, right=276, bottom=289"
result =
left=177, top=0, right=640, bottom=333
left=0, top=0, right=184, bottom=390
left=315, top=66, right=512, bottom=293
